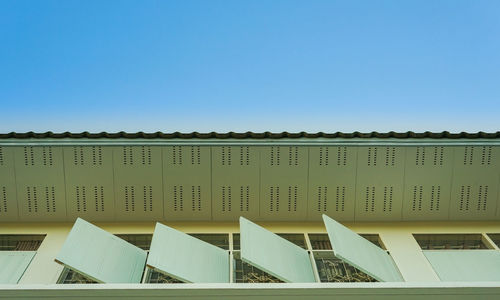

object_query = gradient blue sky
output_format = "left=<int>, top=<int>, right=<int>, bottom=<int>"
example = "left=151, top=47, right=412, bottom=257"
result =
left=1, top=0, right=499, bottom=133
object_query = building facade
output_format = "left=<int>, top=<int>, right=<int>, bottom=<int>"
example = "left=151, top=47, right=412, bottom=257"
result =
left=1, top=132, right=500, bottom=299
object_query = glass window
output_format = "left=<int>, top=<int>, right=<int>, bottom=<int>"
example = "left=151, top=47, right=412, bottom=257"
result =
left=232, top=233, right=306, bottom=250
left=115, top=233, right=229, bottom=250
left=115, top=234, right=152, bottom=250
left=0, top=235, right=45, bottom=251
left=57, top=268, right=97, bottom=284
left=313, top=252, right=376, bottom=282
left=309, top=233, right=384, bottom=250
left=145, top=269, right=183, bottom=283
left=232, top=251, right=283, bottom=283
left=188, top=234, right=229, bottom=250
left=486, top=234, right=500, bottom=248
left=413, top=234, right=488, bottom=250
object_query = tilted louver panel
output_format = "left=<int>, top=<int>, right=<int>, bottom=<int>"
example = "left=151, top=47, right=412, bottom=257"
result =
left=239, top=217, right=315, bottom=283
left=55, top=218, right=147, bottom=283
left=163, top=146, right=211, bottom=221
left=322, top=214, right=403, bottom=282
left=146, top=223, right=229, bottom=283
left=402, top=146, right=453, bottom=220
left=113, top=146, right=163, bottom=221
left=212, top=146, right=260, bottom=221
left=63, top=146, right=115, bottom=221
left=424, top=250, right=500, bottom=281
left=307, top=146, right=357, bottom=221
left=260, top=146, right=308, bottom=220
left=0, top=251, right=36, bottom=284
left=449, top=146, right=499, bottom=220
left=13, top=146, right=66, bottom=221
left=355, top=147, right=405, bottom=221
left=0, top=147, right=19, bottom=221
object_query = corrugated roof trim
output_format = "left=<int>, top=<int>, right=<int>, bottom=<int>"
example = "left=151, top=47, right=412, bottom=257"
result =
left=0, top=131, right=499, bottom=139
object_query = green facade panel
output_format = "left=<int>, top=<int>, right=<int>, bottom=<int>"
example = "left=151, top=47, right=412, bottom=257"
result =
left=0, top=251, right=36, bottom=284
left=307, top=146, right=357, bottom=221
left=13, top=146, right=67, bottom=222
left=211, top=146, right=260, bottom=221
left=112, top=146, right=163, bottom=221
left=55, top=218, right=147, bottom=283
left=0, top=146, right=19, bottom=222
left=322, top=214, right=403, bottom=282
left=424, top=250, right=500, bottom=281
left=147, top=223, right=229, bottom=283
left=239, top=217, right=315, bottom=283
left=163, top=146, right=212, bottom=221
left=63, top=146, right=115, bottom=221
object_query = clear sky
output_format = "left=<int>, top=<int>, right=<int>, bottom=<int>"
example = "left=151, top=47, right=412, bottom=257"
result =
left=0, top=0, right=499, bottom=133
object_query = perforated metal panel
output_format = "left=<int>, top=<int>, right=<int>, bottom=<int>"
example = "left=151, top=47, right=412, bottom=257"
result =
left=450, top=146, right=499, bottom=220
left=308, top=146, right=357, bottom=221
left=211, top=146, right=260, bottom=221
left=13, top=146, right=67, bottom=221
left=355, top=147, right=405, bottom=221
left=147, top=223, right=230, bottom=283
left=322, top=214, right=403, bottom=282
left=63, top=146, right=115, bottom=221
left=239, top=217, right=315, bottom=283
left=113, top=146, right=163, bottom=221
left=163, top=146, right=211, bottom=221
left=424, top=250, right=500, bottom=281
left=0, top=147, right=18, bottom=221
left=402, top=146, right=453, bottom=220
left=55, top=218, right=147, bottom=283
left=260, top=146, right=308, bottom=220
left=0, top=251, right=36, bottom=283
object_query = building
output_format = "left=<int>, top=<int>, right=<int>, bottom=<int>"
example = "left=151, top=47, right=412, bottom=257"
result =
left=1, top=131, right=500, bottom=299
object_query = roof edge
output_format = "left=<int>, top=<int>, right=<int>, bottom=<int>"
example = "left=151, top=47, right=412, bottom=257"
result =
left=1, top=131, right=500, bottom=139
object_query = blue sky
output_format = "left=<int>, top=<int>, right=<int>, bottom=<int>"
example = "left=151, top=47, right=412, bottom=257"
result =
left=1, top=0, right=499, bottom=133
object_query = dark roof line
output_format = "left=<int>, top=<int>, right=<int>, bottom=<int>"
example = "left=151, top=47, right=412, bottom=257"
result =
left=1, top=131, right=500, bottom=139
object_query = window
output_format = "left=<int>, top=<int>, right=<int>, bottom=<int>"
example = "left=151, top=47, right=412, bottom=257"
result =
left=232, top=251, right=282, bottom=283
left=188, top=234, right=229, bottom=250
left=0, top=235, right=45, bottom=251
left=486, top=234, right=500, bottom=248
left=145, top=269, right=182, bottom=283
left=309, top=233, right=384, bottom=250
left=313, top=252, right=376, bottom=282
left=56, top=221, right=388, bottom=284
left=57, top=268, right=97, bottom=284
left=413, top=234, right=489, bottom=250
left=308, top=233, right=381, bottom=282
left=115, top=234, right=152, bottom=250
left=232, top=233, right=307, bottom=250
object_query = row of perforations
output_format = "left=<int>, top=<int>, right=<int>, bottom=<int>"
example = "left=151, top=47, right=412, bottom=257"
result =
left=74, top=186, right=105, bottom=212
left=270, top=146, right=299, bottom=166
left=25, top=186, right=56, bottom=213
left=316, top=186, right=346, bottom=212
left=459, top=185, right=490, bottom=211
left=268, top=186, right=298, bottom=212
left=463, top=146, right=493, bottom=165
left=171, top=146, right=202, bottom=165
left=172, top=185, right=202, bottom=212
left=0, top=186, right=7, bottom=213
left=11, top=145, right=497, bottom=167
left=72, top=146, right=103, bottom=166
left=124, top=185, right=154, bottom=212
left=23, top=146, right=53, bottom=166
left=411, top=185, right=441, bottom=211
left=363, top=186, right=394, bottom=212
left=415, top=147, right=444, bottom=166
